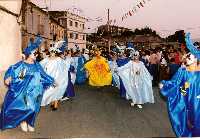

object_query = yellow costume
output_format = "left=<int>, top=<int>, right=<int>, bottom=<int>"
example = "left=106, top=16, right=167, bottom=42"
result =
left=85, top=56, right=112, bottom=86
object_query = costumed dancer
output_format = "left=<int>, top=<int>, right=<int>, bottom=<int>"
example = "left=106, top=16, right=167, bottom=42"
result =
left=61, top=49, right=76, bottom=101
left=116, top=46, right=130, bottom=98
left=0, top=36, right=55, bottom=132
left=40, top=40, right=68, bottom=110
left=108, top=49, right=120, bottom=89
left=73, top=46, right=87, bottom=85
left=159, top=33, right=200, bottom=137
left=84, top=49, right=112, bottom=87
left=118, top=50, right=154, bottom=108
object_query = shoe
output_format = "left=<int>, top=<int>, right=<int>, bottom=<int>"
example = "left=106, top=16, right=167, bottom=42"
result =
left=60, top=97, right=70, bottom=102
left=137, top=104, right=143, bottom=109
left=27, top=124, right=35, bottom=132
left=20, top=122, right=28, bottom=132
left=52, top=107, right=58, bottom=111
left=130, top=102, right=135, bottom=107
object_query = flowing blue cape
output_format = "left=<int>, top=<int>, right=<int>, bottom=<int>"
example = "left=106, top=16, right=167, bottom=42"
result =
left=161, top=67, right=200, bottom=137
left=0, top=61, right=54, bottom=130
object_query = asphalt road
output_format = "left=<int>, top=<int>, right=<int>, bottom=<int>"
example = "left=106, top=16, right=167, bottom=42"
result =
left=0, top=84, right=175, bottom=138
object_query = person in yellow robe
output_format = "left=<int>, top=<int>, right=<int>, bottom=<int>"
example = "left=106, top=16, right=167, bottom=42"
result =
left=85, top=49, right=112, bottom=86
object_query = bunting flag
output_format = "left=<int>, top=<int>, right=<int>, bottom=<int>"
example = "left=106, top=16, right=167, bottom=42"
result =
left=137, top=4, right=141, bottom=8
left=121, top=0, right=152, bottom=22
left=129, top=10, right=133, bottom=16
left=133, top=6, right=137, bottom=12
left=107, top=0, right=152, bottom=23
left=140, top=2, right=144, bottom=7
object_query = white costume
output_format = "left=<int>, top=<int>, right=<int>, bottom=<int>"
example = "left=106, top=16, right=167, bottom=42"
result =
left=108, top=60, right=120, bottom=89
left=70, top=56, right=78, bottom=84
left=40, top=57, right=69, bottom=106
left=118, top=61, right=154, bottom=104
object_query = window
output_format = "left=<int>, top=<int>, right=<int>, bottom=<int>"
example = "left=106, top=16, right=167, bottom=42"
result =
left=75, top=22, right=78, bottom=27
left=70, top=33, right=73, bottom=39
left=83, top=35, right=85, bottom=40
left=69, top=20, right=73, bottom=26
left=75, top=34, right=78, bottom=40
left=82, top=24, right=85, bottom=29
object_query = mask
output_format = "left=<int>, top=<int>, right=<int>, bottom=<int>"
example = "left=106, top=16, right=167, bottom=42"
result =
left=186, top=53, right=197, bottom=66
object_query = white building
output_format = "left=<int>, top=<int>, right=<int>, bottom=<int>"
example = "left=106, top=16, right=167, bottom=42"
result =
left=49, top=11, right=88, bottom=49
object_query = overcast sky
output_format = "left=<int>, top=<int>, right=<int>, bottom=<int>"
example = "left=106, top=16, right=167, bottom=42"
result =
left=31, top=0, right=200, bottom=39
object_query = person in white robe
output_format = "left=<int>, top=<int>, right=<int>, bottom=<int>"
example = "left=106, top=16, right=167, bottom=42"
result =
left=117, top=50, right=154, bottom=108
left=40, top=41, right=69, bottom=110
left=108, top=51, right=120, bottom=89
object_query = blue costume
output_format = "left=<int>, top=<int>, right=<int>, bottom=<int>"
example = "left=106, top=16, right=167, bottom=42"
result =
left=116, top=57, right=130, bottom=98
left=63, top=65, right=75, bottom=98
left=74, top=55, right=87, bottom=84
left=0, top=36, right=54, bottom=130
left=160, top=33, right=200, bottom=137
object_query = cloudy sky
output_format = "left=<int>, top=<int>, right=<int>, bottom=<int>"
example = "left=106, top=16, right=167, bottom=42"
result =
left=31, top=0, right=200, bottom=39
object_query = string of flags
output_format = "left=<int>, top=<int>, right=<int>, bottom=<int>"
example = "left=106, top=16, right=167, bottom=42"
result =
left=122, top=0, right=151, bottom=21
left=106, top=0, right=152, bottom=25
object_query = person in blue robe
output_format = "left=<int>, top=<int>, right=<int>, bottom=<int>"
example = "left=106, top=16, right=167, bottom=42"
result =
left=160, top=33, right=200, bottom=137
left=116, top=52, right=130, bottom=98
left=0, top=36, right=55, bottom=132
left=74, top=50, right=87, bottom=85
left=61, top=49, right=75, bottom=101
left=62, top=65, right=76, bottom=100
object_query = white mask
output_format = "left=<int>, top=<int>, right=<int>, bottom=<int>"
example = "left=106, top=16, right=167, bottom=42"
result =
left=186, top=53, right=197, bottom=66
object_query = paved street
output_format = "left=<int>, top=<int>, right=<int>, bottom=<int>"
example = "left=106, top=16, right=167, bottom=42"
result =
left=0, top=84, right=175, bottom=138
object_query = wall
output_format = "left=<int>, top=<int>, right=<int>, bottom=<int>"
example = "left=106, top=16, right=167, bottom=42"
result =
left=0, top=1, right=22, bottom=72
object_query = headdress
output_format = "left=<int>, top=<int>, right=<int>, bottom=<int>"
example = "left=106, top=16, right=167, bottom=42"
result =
left=23, top=35, right=43, bottom=56
left=185, top=33, right=200, bottom=59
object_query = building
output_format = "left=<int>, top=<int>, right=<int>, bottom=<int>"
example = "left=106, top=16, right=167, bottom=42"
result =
left=98, top=25, right=131, bottom=37
left=0, top=1, right=22, bottom=72
left=21, top=1, right=65, bottom=51
left=49, top=11, right=88, bottom=49
left=132, top=34, right=163, bottom=48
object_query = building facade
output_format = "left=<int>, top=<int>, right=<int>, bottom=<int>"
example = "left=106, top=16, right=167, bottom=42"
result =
left=49, top=11, right=87, bottom=49
left=22, top=2, right=65, bottom=51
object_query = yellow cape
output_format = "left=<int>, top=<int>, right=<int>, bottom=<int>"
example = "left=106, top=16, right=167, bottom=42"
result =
left=85, top=56, right=112, bottom=86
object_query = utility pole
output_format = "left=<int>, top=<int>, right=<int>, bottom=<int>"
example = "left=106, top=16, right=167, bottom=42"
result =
left=107, top=8, right=111, bottom=52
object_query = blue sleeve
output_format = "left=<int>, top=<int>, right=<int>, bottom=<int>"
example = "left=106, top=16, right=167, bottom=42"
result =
left=160, top=67, right=185, bottom=98
left=4, top=61, right=23, bottom=80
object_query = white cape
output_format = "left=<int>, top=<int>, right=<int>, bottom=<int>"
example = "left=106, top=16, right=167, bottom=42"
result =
left=118, top=61, right=154, bottom=104
left=40, top=57, right=69, bottom=106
